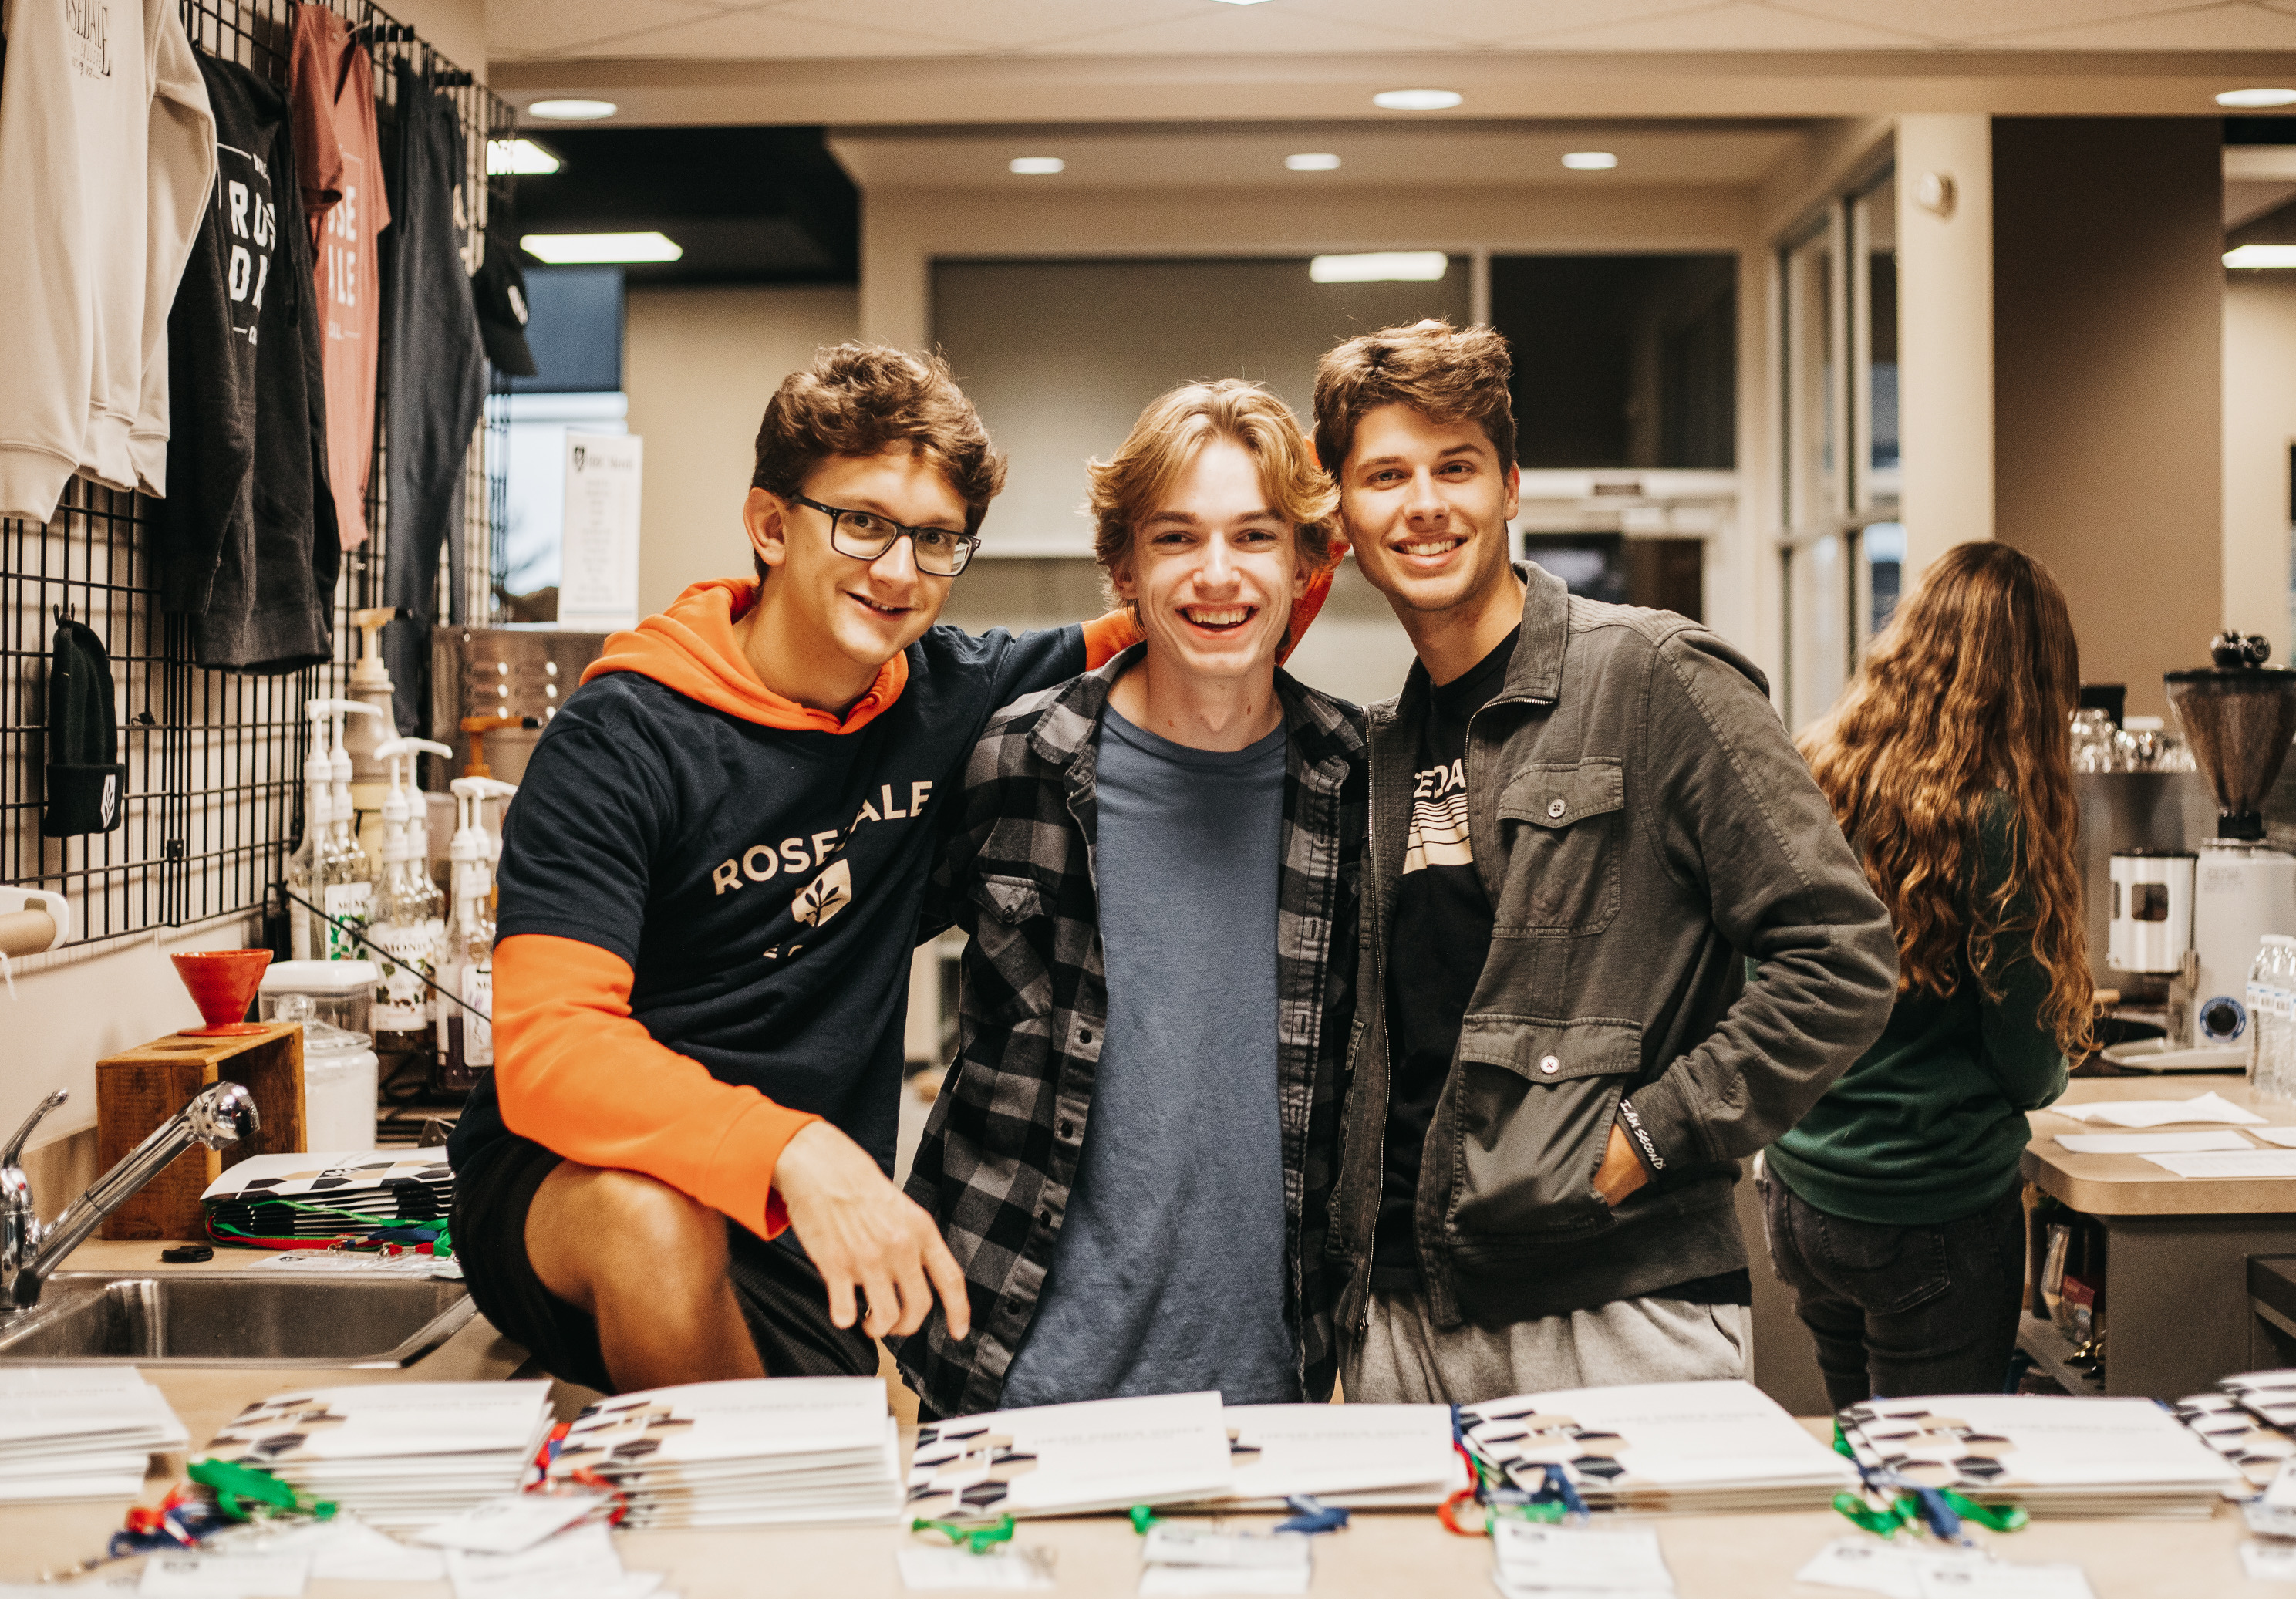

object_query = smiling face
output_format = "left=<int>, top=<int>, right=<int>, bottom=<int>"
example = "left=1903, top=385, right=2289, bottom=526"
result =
left=743, top=444, right=964, bottom=683
left=1339, top=402, right=1519, bottom=620
left=1111, top=437, right=1306, bottom=689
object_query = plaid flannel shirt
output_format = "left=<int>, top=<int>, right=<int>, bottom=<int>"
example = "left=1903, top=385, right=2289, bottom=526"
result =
left=895, top=646, right=1367, bottom=1419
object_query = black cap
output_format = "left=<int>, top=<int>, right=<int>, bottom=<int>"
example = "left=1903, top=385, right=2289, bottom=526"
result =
left=473, top=236, right=538, bottom=377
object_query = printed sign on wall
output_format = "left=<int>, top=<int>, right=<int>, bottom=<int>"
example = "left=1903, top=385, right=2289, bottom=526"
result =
left=559, top=432, right=643, bottom=633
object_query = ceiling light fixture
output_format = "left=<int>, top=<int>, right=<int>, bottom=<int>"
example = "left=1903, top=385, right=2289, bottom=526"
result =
left=1286, top=153, right=1342, bottom=171
left=1562, top=151, right=1617, bottom=170
left=521, top=231, right=683, bottom=265
left=1372, top=89, right=1462, bottom=112
left=1212, top=0, right=1277, bottom=5
left=2219, top=88, right=2296, bottom=108
left=526, top=98, right=618, bottom=121
left=2226, top=244, right=2296, bottom=268
left=487, top=138, right=561, bottom=175
left=1010, top=157, right=1065, bottom=175
left=1310, top=251, right=1448, bottom=284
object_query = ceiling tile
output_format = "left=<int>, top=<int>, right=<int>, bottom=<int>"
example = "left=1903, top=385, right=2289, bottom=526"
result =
left=1764, top=0, right=2209, bottom=44
left=489, top=0, right=726, bottom=60
left=771, top=0, right=1205, bottom=53
left=1010, top=6, right=1441, bottom=56
left=1974, top=2, right=2296, bottom=46
left=538, top=3, right=977, bottom=59
left=1271, top=0, right=1702, bottom=48
left=1514, top=2, right=1937, bottom=48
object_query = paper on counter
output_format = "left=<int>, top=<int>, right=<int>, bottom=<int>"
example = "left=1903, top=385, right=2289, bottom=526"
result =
left=2244, top=1541, right=2296, bottom=1584
left=417, top=1491, right=603, bottom=1552
left=895, top=1545, right=1056, bottom=1591
left=214, top=1513, right=447, bottom=1582
left=1912, top=1563, right=2095, bottom=1598
left=2142, top=1149, right=2296, bottom=1179
left=2054, top=1131, right=2253, bottom=1154
left=2055, top=1092, right=2265, bottom=1128
left=2254, top=1128, right=2296, bottom=1148
left=1491, top=1520, right=1672, bottom=1592
left=137, top=1552, right=309, bottom=1597
left=1136, top=1567, right=1310, bottom=1597
left=444, top=1523, right=657, bottom=1599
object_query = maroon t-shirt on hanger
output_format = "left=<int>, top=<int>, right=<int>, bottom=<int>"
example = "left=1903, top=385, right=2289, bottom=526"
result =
left=288, top=4, right=389, bottom=552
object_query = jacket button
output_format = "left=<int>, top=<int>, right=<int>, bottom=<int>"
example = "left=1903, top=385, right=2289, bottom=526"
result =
left=1038, top=1209, right=1052, bottom=1225
left=1058, top=1120, right=1074, bottom=1139
left=1539, top=1054, right=1560, bottom=1074
left=1546, top=798, right=1566, bottom=819
left=1078, top=1030, right=1094, bottom=1044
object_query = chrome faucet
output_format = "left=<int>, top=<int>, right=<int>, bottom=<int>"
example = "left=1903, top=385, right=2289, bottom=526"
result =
left=0, top=1082, right=259, bottom=1312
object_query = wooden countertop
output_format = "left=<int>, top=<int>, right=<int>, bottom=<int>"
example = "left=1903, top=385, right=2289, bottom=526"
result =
left=0, top=1246, right=2282, bottom=1596
left=2022, top=1074, right=2296, bottom=1216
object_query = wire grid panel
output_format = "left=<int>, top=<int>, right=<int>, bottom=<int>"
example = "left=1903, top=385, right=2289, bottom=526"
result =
left=0, top=0, right=511, bottom=947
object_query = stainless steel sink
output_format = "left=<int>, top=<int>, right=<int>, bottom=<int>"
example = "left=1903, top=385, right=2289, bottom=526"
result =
left=0, top=1272, right=476, bottom=1368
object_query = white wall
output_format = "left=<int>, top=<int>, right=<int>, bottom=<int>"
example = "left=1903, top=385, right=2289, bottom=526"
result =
left=622, top=285, right=860, bottom=617
left=1894, top=115, right=1996, bottom=581
left=390, top=0, right=488, bottom=82
left=5, top=913, right=264, bottom=1158
left=2224, top=274, right=2296, bottom=649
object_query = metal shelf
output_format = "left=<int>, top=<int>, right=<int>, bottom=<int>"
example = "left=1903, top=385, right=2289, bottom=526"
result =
left=2018, top=1313, right=2105, bottom=1397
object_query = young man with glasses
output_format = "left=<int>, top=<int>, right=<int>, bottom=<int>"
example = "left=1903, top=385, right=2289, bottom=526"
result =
left=1311, top=320, right=1896, bottom=1403
left=447, top=343, right=1158, bottom=1394
left=896, top=380, right=1364, bottom=1416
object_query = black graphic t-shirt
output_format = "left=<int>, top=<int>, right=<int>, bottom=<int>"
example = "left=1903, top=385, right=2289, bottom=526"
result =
left=1371, top=628, right=1518, bottom=1293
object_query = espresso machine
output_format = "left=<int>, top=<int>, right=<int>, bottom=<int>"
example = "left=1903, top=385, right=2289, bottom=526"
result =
left=2164, top=635, right=2296, bottom=1052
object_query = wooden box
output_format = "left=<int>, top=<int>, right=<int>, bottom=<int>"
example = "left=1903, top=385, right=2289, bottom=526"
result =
left=93, top=1023, right=305, bottom=1240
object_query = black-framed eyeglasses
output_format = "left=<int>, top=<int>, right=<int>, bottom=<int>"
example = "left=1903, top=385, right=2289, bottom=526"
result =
left=790, top=494, right=980, bottom=577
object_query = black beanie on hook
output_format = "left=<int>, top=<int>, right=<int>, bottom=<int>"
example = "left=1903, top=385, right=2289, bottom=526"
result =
left=42, top=618, right=125, bottom=837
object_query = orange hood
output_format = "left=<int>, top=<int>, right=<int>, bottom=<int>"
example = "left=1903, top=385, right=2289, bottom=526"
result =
left=579, top=577, right=908, bottom=734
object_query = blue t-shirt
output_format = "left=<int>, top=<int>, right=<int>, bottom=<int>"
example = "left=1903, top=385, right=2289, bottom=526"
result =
left=999, top=707, right=1296, bottom=1407
left=449, top=622, right=1085, bottom=1180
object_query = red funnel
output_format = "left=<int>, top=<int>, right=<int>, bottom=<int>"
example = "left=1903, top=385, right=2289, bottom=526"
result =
left=172, top=949, right=273, bottom=1037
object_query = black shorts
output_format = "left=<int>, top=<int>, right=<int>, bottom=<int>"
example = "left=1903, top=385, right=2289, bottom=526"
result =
left=451, top=1133, right=878, bottom=1393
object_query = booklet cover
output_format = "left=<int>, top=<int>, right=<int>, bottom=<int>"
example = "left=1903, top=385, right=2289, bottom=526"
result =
left=1841, top=1395, right=2243, bottom=1496
left=1181, top=1404, right=1458, bottom=1506
left=547, top=1377, right=890, bottom=1476
left=906, top=1392, right=1232, bottom=1520
left=205, top=1382, right=553, bottom=1466
left=1458, top=1379, right=1856, bottom=1504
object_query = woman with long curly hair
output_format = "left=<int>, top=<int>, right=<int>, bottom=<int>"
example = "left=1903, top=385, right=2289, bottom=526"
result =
left=1762, top=540, right=2091, bottom=1407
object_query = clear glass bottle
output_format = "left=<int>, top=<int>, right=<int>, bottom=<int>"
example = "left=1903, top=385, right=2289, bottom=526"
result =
left=287, top=781, right=328, bottom=962
left=369, top=808, right=443, bottom=1059
left=2250, top=939, right=2274, bottom=1088
left=2271, top=937, right=2296, bottom=1102
left=320, top=744, right=373, bottom=963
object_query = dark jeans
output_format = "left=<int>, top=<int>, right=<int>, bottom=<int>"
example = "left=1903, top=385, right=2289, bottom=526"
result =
left=1758, top=1171, right=2025, bottom=1412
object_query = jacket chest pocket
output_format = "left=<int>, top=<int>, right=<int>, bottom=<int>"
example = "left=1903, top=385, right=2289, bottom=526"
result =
left=963, top=873, right=1056, bottom=1027
left=1492, top=759, right=1624, bottom=936
left=1447, top=1017, right=1640, bottom=1243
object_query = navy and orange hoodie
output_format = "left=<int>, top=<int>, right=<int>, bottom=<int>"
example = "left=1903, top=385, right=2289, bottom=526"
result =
left=446, top=578, right=1138, bottom=1240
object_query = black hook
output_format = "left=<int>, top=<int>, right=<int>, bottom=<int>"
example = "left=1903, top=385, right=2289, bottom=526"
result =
left=51, top=602, right=72, bottom=623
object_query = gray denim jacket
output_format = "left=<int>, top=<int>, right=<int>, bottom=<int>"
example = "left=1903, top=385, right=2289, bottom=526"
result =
left=1332, top=565, right=1898, bottom=1333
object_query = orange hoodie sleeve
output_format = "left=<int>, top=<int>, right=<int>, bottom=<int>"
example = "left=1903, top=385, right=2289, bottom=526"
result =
left=492, top=933, right=819, bottom=1238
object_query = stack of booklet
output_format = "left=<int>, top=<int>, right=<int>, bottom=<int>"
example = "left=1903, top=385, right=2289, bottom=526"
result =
left=1458, top=1380, right=1857, bottom=1514
left=538, top=1377, right=901, bottom=1527
left=0, top=1367, right=187, bottom=1503
left=1839, top=1394, right=2244, bottom=1516
left=906, top=1393, right=1472, bottom=1520
left=2174, top=1368, right=2296, bottom=1492
left=1192, top=1403, right=1467, bottom=1509
left=202, top=1381, right=555, bottom=1528
left=201, top=1149, right=454, bottom=1244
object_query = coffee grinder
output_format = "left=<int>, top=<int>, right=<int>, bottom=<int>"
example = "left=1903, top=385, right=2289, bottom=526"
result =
left=2164, top=634, right=2296, bottom=1047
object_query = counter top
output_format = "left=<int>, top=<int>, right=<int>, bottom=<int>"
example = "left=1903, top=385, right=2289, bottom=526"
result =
left=2023, top=1073, right=2296, bottom=1215
left=0, top=1246, right=2282, bottom=1596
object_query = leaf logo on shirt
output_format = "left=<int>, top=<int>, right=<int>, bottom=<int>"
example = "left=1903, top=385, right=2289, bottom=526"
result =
left=792, top=859, right=852, bottom=929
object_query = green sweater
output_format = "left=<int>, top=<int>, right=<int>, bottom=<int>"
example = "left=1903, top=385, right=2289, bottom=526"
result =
left=1765, top=796, right=2070, bottom=1226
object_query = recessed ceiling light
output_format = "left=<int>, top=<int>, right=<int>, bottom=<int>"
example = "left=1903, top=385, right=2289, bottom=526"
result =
left=1310, top=251, right=1448, bottom=284
left=1010, top=157, right=1065, bottom=175
left=1212, top=0, right=1276, bottom=5
left=2226, top=244, right=2296, bottom=268
left=521, top=231, right=683, bottom=264
left=487, top=138, right=561, bottom=175
left=1286, top=153, right=1342, bottom=172
left=2219, top=88, right=2296, bottom=108
left=527, top=98, right=617, bottom=121
left=1562, top=151, right=1618, bottom=170
left=1372, top=89, right=1462, bottom=112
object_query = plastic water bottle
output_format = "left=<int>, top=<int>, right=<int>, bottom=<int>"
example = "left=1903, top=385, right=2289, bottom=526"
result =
left=2250, top=940, right=2276, bottom=1089
left=2268, top=937, right=2296, bottom=1101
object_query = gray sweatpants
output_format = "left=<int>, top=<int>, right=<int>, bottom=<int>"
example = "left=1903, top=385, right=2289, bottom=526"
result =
left=1340, top=1290, right=1748, bottom=1405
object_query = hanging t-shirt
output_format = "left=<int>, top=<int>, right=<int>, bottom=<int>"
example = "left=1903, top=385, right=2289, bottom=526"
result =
left=1371, top=628, right=1516, bottom=1294
left=288, top=5, right=389, bottom=552
left=158, top=49, right=339, bottom=673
